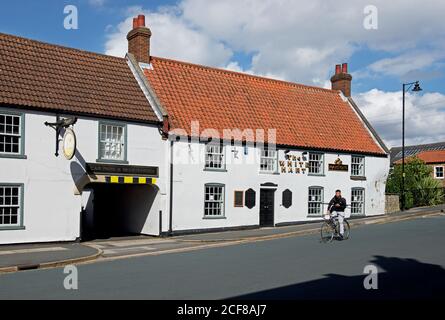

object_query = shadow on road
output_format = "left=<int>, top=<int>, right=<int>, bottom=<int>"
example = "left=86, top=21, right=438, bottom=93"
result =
left=231, top=256, right=445, bottom=299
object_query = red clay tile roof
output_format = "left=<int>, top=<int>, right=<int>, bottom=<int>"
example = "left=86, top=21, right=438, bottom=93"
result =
left=395, top=150, right=445, bottom=164
left=145, top=57, right=386, bottom=155
left=0, top=33, right=158, bottom=123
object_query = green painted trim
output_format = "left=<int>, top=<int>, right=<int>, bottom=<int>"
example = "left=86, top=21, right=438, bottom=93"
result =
left=258, top=147, right=279, bottom=174
left=96, top=159, right=129, bottom=165
left=0, top=226, right=26, bottom=231
left=0, top=154, right=27, bottom=159
left=202, top=216, right=227, bottom=220
left=0, top=110, right=25, bottom=157
left=351, top=154, right=366, bottom=177
left=203, top=183, right=226, bottom=219
left=97, top=120, right=128, bottom=163
left=351, top=187, right=365, bottom=216
left=203, top=143, right=227, bottom=171
left=308, top=185, right=324, bottom=216
left=0, top=183, right=25, bottom=230
left=259, top=171, right=280, bottom=175
left=203, top=168, right=228, bottom=172
left=308, top=151, right=325, bottom=175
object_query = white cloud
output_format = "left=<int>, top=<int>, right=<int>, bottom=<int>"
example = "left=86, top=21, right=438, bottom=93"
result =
left=103, top=1, right=445, bottom=145
left=179, top=0, right=445, bottom=83
left=362, top=50, right=445, bottom=80
left=105, top=7, right=232, bottom=67
left=104, top=0, right=445, bottom=85
left=354, top=89, right=445, bottom=147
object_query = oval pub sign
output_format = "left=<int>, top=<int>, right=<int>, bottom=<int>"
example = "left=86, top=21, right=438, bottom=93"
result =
left=62, top=128, right=77, bottom=160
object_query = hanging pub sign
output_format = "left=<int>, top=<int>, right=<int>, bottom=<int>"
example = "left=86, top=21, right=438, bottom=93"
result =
left=44, top=116, right=78, bottom=157
left=62, top=128, right=77, bottom=160
left=329, top=158, right=348, bottom=171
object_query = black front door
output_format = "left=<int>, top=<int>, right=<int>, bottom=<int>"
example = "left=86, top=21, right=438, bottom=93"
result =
left=260, top=189, right=275, bottom=227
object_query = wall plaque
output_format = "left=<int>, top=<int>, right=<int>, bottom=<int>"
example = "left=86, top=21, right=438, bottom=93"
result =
left=328, top=158, right=349, bottom=172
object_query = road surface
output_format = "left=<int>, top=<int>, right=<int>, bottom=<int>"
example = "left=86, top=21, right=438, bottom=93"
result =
left=1, top=214, right=444, bottom=299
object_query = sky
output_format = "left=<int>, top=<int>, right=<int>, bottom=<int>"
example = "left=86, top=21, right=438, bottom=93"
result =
left=1, top=0, right=444, bottom=148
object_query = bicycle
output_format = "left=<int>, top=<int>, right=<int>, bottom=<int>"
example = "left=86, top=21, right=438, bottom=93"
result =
left=320, top=212, right=350, bottom=243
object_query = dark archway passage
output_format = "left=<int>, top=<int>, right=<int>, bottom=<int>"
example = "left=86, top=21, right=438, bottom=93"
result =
left=81, top=183, right=158, bottom=241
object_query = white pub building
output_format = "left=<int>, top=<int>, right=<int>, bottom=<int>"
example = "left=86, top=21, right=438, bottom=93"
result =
left=0, top=15, right=389, bottom=244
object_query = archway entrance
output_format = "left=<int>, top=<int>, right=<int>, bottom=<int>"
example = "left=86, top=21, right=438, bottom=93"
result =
left=81, top=183, right=158, bottom=241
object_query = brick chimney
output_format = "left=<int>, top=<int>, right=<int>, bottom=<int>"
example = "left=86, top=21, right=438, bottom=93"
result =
left=330, top=63, right=352, bottom=97
left=127, top=15, right=152, bottom=63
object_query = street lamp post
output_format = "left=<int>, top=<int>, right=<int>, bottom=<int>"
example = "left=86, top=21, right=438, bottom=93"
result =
left=401, top=81, right=422, bottom=211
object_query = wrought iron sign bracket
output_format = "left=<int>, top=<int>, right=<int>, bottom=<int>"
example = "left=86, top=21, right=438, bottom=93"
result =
left=44, top=115, right=78, bottom=157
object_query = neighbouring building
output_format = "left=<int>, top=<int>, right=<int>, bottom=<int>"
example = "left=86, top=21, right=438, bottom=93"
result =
left=0, top=15, right=390, bottom=244
left=394, top=150, right=445, bottom=187
left=0, top=31, right=167, bottom=244
left=390, top=141, right=445, bottom=166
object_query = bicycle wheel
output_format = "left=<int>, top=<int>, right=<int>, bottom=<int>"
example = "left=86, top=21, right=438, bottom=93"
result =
left=320, top=222, right=335, bottom=243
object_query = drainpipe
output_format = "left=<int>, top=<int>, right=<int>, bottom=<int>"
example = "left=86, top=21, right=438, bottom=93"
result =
left=168, top=139, right=174, bottom=235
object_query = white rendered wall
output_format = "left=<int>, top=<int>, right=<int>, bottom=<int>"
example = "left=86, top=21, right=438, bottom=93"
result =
left=170, top=140, right=389, bottom=232
left=0, top=108, right=166, bottom=244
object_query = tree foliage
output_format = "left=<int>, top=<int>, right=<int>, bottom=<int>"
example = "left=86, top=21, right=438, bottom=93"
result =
left=386, top=157, right=444, bottom=209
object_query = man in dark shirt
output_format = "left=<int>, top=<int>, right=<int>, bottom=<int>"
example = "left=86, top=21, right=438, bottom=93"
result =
left=327, top=189, right=347, bottom=238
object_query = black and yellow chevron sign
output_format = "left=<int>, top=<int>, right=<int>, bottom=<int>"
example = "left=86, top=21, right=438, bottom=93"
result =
left=105, top=176, right=157, bottom=185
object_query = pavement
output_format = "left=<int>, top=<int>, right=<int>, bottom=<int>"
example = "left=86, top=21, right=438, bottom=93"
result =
left=0, top=211, right=445, bottom=299
left=0, top=204, right=443, bottom=274
left=0, top=242, right=101, bottom=273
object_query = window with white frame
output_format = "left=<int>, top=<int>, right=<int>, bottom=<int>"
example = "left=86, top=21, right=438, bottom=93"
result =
left=205, top=143, right=225, bottom=169
left=260, top=148, right=278, bottom=173
left=204, top=184, right=225, bottom=217
left=308, top=187, right=323, bottom=216
left=308, top=152, right=324, bottom=175
left=0, top=113, right=22, bottom=155
left=99, top=123, right=126, bottom=161
left=351, top=155, right=365, bottom=176
left=435, top=166, right=444, bottom=179
left=0, top=185, right=21, bottom=227
left=351, top=188, right=365, bottom=215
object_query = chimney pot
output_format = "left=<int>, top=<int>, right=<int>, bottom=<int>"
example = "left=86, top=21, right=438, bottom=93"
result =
left=335, top=64, right=341, bottom=75
left=342, top=63, right=348, bottom=73
left=137, top=15, right=146, bottom=27
left=133, top=17, right=138, bottom=29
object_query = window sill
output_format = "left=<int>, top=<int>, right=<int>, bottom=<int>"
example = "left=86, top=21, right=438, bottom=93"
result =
left=307, top=173, right=325, bottom=177
left=204, top=168, right=227, bottom=172
left=0, top=226, right=25, bottom=231
left=259, top=171, right=280, bottom=175
left=350, top=214, right=365, bottom=217
left=0, top=154, right=27, bottom=159
left=203, top=216, right=227, bottom=220
left=96, top=159, right=129, bottom=165
left=351, top=176, right=367, bottom=181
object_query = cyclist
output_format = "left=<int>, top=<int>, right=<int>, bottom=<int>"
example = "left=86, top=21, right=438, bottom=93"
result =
left=327, top=189, right=347, bottom=239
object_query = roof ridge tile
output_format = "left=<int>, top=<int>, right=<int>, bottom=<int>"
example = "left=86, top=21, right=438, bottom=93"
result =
left=150, top=56, right=338, bottom=94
